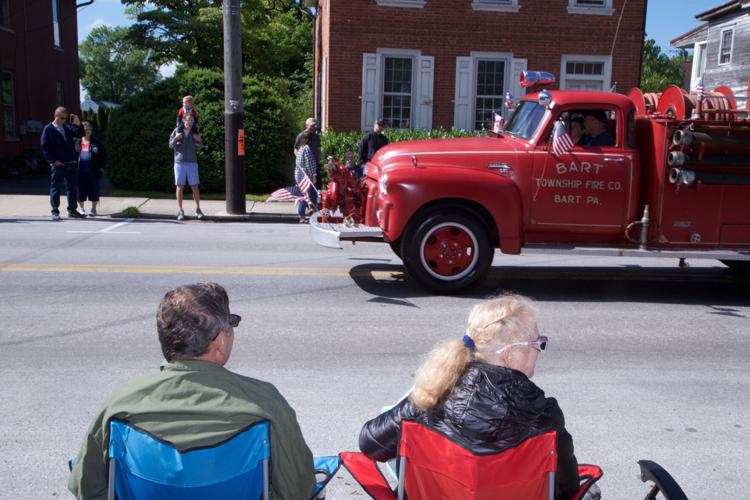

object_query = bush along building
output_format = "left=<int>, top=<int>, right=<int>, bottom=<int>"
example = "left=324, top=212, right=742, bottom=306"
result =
left=0, top=0, right=82, bottom=174
left=311, top=0, right=647, bottom=133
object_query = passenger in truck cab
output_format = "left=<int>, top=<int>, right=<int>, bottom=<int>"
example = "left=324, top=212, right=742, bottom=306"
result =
left=581, top=109, right=615, bottom=147
left=569, top=114, right=586, bottom=146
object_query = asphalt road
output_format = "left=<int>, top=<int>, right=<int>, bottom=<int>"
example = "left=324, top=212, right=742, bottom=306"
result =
left=1, top=217, right=748, bottom=499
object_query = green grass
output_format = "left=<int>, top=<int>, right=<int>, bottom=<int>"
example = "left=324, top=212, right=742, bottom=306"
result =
left=111, top=189, right=270, bottom=202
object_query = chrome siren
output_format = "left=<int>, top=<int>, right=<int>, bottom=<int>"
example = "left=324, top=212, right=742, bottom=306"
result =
left=520, top=71, right=556, bottom=88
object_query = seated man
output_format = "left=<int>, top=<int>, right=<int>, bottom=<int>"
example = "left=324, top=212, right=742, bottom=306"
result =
left=581, top=110, right=615, bottom=147
left=68, top=282, right=315, bottom=499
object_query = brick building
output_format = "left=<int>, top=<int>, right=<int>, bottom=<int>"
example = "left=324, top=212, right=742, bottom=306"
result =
left=0, top=0, right=81, bottom=161
left=312, top=0, right=647, bottom=132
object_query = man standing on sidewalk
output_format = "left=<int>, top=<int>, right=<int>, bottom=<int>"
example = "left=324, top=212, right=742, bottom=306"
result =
left=294, top=118, right=321, bottom=190
left=169, top=127, right=204, bottom=221
left=41, top=107, right=85, bottom=221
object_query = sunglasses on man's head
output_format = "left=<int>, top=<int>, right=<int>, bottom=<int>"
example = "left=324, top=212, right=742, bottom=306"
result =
left=229, top=314, right=241, bottom=328
left=495, top=335, right=548, bottom=355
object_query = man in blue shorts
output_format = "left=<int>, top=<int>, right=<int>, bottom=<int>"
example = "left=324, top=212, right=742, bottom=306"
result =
left=169, top=127, right=204, bottom=221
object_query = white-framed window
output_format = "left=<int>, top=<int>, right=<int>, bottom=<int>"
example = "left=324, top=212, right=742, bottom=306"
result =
left=719, top=28, right=734, bottom=65
left=560, top=55, right=612, bottom=90
left=375, top=0, right=425, bottom=8
left=382, top=56, right=414, bottom=129
left=567, top=0, right=614, bottom=16
left=51, top=0, right=61, bottom=47
left=0, top=0, right=11, bottom=29
left=473, top=58, right=507, bottom=130
left=361, top=49, right=434, bottom=130
left=453, top=52, right=527, bottom=131
left=471, top=0, right=520, bottom=13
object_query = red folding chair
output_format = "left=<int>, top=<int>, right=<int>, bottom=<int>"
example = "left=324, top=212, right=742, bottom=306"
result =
left=341, top=420, right=602, bottom=500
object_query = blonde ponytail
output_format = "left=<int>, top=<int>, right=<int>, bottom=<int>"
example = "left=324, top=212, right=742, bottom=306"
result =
left=410, top=339, right=474, bottom=410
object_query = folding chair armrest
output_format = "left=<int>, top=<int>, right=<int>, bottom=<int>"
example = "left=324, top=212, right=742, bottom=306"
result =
left=638, top=459, right=689, bottom=500
left=339, top=452, right=396, bottom=500
left=312, top=455, right=342, bottom=499
left=571, top=463, right=604, bottom=500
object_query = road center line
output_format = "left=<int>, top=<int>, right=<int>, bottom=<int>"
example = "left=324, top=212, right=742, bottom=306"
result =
left=0, top=263, right=398, bottom=278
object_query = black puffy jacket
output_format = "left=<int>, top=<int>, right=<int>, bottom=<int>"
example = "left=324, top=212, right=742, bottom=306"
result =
left=358, top=363, right=580, bottom=499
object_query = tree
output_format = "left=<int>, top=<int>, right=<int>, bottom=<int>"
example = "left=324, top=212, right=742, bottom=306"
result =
left=122, top=0, right=313, bottom=84
left=79, top=26, right=161, bottom=103
left=640, top=38, right=687, bottom=93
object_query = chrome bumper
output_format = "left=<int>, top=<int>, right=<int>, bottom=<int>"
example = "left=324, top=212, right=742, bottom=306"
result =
left=309, top=212, right=384, bottom=249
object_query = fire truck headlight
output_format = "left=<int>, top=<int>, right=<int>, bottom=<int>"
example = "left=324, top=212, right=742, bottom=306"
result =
left=379, top=173, right=388, bottom=196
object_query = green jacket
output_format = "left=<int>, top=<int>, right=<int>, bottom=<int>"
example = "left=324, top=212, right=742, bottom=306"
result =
left=68, top=360, right=315, bottom=499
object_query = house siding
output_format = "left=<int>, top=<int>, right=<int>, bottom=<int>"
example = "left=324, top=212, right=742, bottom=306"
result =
left=315, top=0, right=646, bottom=132
left=703, top=12, right=750, bottom=97
left=0, top=0, right=80, bottom=160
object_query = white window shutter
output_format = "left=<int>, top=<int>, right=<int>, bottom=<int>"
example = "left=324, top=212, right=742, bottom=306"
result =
left=414, top=55, right=434, bottom=130
left=509, top=58, right=527, bottom=118
left=361, top=53, right=380, bottom=131
left=454, top=56, right=474, bottom=130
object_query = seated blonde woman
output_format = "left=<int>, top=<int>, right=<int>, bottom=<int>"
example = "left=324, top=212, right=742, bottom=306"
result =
left=359, top=295, right=581, bottom=499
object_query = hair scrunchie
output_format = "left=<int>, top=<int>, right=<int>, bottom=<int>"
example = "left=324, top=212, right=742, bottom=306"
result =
left=462, top=335, right=476, bottom=351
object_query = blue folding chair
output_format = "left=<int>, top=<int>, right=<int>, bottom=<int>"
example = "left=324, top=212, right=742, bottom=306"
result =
left=102, top=419, right=340, bottom=500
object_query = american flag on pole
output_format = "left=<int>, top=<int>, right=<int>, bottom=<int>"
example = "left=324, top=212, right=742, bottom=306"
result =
left=552, top=120, right=575, bottom=157
left=266, top=187, right=304, bottom=203
left=695, top=75, right=705, bottom=102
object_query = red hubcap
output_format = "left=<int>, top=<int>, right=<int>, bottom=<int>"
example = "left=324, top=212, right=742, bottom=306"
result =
left=421, top=225, right=477, bottom=278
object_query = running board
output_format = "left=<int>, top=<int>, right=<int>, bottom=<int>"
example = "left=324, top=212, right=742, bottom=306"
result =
left=520, top=244, right=750, bottom=261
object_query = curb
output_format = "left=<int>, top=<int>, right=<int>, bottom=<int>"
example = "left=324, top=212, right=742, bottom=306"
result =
left=108, top=212, right=301, bottom=223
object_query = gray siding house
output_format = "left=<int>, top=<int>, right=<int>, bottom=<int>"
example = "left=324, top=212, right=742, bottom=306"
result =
left=671, top=0, right=750, bottom=99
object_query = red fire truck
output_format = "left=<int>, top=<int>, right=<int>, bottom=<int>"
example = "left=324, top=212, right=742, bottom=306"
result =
left=311, top=73, right=750, bottom=292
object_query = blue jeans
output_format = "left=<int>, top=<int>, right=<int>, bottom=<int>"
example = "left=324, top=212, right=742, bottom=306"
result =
left=297, top=188, right=318, bottom=218
left=50, top=162, right=78, bottom=215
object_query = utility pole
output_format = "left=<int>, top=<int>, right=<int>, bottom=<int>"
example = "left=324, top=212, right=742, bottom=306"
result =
left=223, top=0, right=246, bottom=214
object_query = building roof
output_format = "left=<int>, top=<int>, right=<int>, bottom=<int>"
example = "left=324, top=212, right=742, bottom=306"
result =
left=670, top=23, right=708, bottom=49
left=696, top=0, right=750, bottom=21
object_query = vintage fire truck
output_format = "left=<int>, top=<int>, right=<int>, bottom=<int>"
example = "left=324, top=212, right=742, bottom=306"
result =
left=310, top=72, right=750, bottom=292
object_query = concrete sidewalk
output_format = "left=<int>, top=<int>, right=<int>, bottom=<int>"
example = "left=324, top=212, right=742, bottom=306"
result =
left=0, top=194, right=300, bottom=222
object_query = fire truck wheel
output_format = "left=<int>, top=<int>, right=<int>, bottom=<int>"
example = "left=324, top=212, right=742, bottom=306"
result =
left=389, top=240, right=402, bottom=259
left=721, top=260, right=750, bottom=273
left=402, top=211, right=492, bottom=293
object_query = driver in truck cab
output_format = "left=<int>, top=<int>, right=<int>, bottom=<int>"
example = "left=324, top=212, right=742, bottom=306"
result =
left=581, top=110, right=615, bottom=147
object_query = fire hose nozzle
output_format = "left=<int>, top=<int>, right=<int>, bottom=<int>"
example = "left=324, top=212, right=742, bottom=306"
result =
left=638, top=205, right=650, bottom=250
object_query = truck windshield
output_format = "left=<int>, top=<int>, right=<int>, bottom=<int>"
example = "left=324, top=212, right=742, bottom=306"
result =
left=505, top=101, right=546, bottom=140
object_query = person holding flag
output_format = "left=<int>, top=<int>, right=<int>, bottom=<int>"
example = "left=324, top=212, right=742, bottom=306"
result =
left=267, top=133, right=318, bottom=223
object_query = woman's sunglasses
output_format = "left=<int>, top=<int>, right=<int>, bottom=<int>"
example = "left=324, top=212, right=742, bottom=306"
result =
left=495, top=335, right=548, bottom=355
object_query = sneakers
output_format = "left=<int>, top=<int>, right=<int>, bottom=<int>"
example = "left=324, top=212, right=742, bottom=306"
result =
left=177, top=209, right=185, bottom=221
left=68, top=211, right=85, bottom=219
left=51, top=213, right=61, bottom=221
left=89, top=208, right=97, bottom=217
left=195, top=208, right=205, bottom=220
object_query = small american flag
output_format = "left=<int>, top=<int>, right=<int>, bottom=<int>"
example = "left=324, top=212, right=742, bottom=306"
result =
left=695, top=75, right=705, bottom=102
left=552, top=120, right=574, bottom=157
left=298, top=171, right=312, bottom=200
left=267, top=187, right=304, bottom=203
left=493, top=112, right=504, bottom=134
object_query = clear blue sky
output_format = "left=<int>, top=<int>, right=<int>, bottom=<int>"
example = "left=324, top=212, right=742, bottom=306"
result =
left=76, top=0, right=712, bottom=53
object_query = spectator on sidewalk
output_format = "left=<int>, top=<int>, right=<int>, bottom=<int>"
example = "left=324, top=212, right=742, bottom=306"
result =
left=294, top=118, right=321, bottom=190
left=295, top=133, right=318, bottom=223
left=41, top=107, right=85, bottom=221
left=68, top=282, right=316, bottom=499
left=169, top=126, right=204, bottom=221
left=358, top=119, right=389, bottom=170
left=175, top=95, right=200, bottom=144
left=75, top=122, right=108, bottom=217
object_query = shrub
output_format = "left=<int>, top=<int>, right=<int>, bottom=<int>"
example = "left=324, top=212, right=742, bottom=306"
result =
left=105, top=68, right=298, bottom=193
left=320, top=127, right=479, bottom=163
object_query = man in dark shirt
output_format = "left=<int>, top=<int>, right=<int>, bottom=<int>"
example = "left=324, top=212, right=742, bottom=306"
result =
left=358, top=119, right=389, bottom=174
left=294, top=118, right=321, bottom=189
left=581, top=110, right=615, bottom=147
left=41, top=107, right=85, bottom=221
